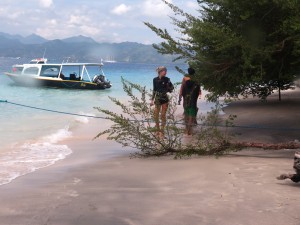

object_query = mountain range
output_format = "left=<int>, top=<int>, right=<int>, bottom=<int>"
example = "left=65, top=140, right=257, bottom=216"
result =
left=0, top=32, right=177, bottom=63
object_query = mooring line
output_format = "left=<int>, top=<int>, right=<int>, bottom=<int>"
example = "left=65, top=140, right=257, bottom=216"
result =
left=1, top=99, right=300, bottom=131
left=1, top=99, right=106, bottom=119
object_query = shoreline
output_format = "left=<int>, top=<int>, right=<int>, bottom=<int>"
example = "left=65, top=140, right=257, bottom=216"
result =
left=0, top=89, right=299, bottom=224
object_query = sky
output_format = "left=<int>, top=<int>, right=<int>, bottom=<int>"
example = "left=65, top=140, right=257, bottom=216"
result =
left=0, top=0, right=199, bottom=44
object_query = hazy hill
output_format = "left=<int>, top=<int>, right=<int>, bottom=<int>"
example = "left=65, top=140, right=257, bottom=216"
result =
left=21, top=34, right=48, bottom=44
left=62, top=35, right=97, bottom=44
left=0, top=32, right=177, bottom=63
left=0, top=32, right=47, bottom=44
left=0, top=32, right=23, bottom=41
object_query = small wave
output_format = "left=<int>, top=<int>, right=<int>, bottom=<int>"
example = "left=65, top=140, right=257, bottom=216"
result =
left=0, top=127, right=72, bottom=186
left=41, top=126, right=72, bottom=143
left=74, top=112, right=96, bottom=124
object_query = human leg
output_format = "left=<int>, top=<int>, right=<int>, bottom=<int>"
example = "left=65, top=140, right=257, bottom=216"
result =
left=160, top=103, right=168, bottom=131
left=184, top=107, right=197, bottom=135
left=194, top=107, right=198, bottom=125
left=153, top=104, right=161, bottom=131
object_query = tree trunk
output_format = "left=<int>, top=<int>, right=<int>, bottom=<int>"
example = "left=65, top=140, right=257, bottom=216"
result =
left=234, top=141, right=300, bottom=150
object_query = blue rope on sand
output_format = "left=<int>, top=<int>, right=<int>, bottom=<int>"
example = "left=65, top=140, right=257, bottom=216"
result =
left=1, top=99, right=300, bottom=131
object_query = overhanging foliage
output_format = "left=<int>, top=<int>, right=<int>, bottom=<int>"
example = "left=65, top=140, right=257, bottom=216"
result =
left=145, top=0, right=300, bottom=100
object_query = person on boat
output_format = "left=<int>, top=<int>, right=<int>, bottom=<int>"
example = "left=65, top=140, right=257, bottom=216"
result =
left=150, top=66, right=174, bottom=137
left=59, top=72, right=65, bottom=80
left=180, top=68, right=201, bottom=135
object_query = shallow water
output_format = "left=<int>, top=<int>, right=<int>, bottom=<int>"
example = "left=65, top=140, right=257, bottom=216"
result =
left=0, top=57, right=191, bottom=185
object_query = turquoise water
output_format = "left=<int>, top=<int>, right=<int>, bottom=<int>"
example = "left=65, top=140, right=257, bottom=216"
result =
left=0, top=57, right=186, bottom=185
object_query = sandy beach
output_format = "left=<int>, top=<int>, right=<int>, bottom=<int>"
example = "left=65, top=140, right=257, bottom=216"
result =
left=0, top=89, right=299, bottom=225
left=222, top=88, right=300, bottom=144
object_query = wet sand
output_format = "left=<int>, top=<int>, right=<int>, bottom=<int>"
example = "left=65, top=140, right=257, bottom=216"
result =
left=0, top=89, right=299, bottom=225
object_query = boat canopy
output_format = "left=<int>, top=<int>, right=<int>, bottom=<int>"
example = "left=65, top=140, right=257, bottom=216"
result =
left=12, top=63, right=105, bottom=83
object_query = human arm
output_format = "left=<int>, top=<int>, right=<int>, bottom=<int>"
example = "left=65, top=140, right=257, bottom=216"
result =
left=151, top=78, right=156, bottom=106
left=166, top=77, right=174, bottom=93
left=277, top=173, right=300, bottom=182
left=199, top=86, right=202, bottom=98
left=178, top=78, right=186, bottom=105
left=179, top=77, right=186, bottom=97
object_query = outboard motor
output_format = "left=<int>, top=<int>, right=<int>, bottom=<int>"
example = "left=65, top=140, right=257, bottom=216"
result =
left=93, top=75, right=111, bottom=88
left=93, top=74, right=105, bottom=84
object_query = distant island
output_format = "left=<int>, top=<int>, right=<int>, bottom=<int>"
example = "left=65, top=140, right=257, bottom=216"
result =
left=0, top=32, right=179, bottom=64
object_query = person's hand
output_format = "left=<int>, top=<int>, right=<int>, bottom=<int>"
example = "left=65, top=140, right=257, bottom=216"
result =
left=178, top=95, right=182, bottom=105
left=150, top=100, right=154, bottom=106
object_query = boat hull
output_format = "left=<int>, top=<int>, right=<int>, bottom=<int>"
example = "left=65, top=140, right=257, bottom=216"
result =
left=4, top=72, right=111, bottom=90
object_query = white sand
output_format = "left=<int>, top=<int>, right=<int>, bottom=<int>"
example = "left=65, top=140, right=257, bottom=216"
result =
left=0, top=89, right=299, bottom=225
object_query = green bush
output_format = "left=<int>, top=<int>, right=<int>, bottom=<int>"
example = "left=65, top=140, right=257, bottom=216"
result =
left=94, top=78, right=236, bottom=158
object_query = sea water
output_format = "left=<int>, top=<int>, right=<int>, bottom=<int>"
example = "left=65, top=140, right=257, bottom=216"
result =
left=0, top=57, right=217, bottom=185
left=0, top=57, right=194, bottom=185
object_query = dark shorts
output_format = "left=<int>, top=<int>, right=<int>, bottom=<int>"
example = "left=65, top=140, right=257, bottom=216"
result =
left=154, top=93, right=169, bottom=105
left=184, top=107, right=197, bottom=117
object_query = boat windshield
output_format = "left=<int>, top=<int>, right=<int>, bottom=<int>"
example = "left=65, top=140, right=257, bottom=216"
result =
left=40, top=65, right=61, bottom=78
left=23, top=66, right=39, bottom=75
left=12, top=66, right=23, bottom=74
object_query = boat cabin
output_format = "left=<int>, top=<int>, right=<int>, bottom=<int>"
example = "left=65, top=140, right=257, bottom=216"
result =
left=12, top=63, right=106, bottom=82
left=29, top=58, right=48, bottom=64
left=6, top=62, right=111, bottom=89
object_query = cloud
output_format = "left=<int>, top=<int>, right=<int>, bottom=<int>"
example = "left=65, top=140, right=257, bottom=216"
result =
left=186, top=1, right=199, bottom=9
left=141, top=0, right=172, bottom=17
left=79, top=25, right=101, bottom=36
left=0, top=0, right=186, bottom=44
left=39, top=0, right=53, bottom=8
left=46, top=19, right=57, bottom=26
left=68, top=15, right=90, bottom=26
left=0, top=6, right=24, bottom=19
left=186, top=1, right=200, bottom=14
left=36, top=27, right=64, bottom=39
left=7, top=11, right=24, bottom=20
left=111, top=4, right=132, bottom=15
